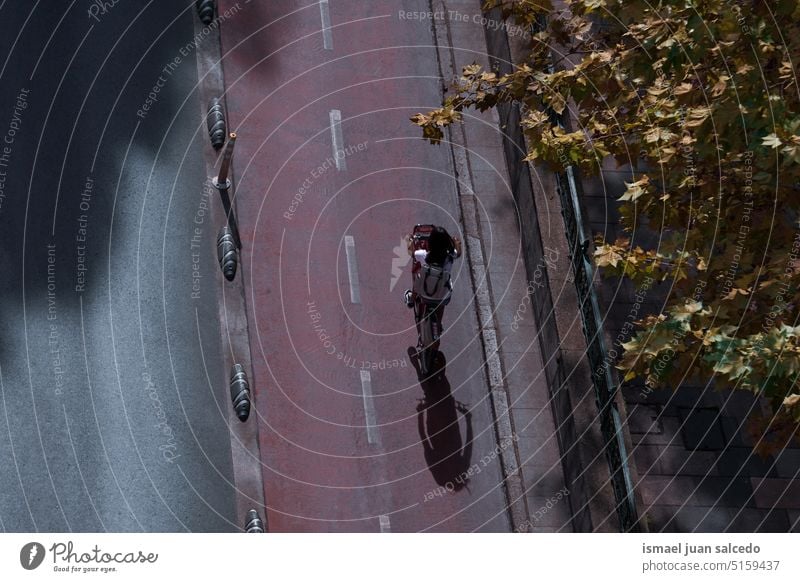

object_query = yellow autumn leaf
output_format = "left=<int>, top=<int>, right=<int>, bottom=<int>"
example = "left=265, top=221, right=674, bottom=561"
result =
left=711, top=75, right=729, bottom=97
left=619, top=175, right=650, bottom=201
left=410, top=113, right=429, bottom=126
left=644, top=127, right=668, bottom=142
left=462, top=63, right=482, bottom=76
left=684, top=107, right=711, bottom=127
left=583, top=0, right=608, bottom=9
left=647, top=86, right=669, bottom=97
left=713, top=360, right=735, bottom=375
left=594, top=245, right=624, bottom=268
left=783, top=393, right=800, bottom=408
left=673, top=300, right=703, bottom=321
left=684, top=300, right=703, bottom=313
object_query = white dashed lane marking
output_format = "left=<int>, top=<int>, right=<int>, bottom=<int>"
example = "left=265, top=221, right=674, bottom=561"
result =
left=379, top=514, right=391, bottom=532
left=360, top=370, right=380, bottom=445
left=329, top=109, right=347, bottom=171
left=319, top=0, right=333, bottom=50
left=344, top=235, right=361, bottom=304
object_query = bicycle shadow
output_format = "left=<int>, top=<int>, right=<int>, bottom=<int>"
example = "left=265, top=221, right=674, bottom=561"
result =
left=407, top=347, right=473, bottom=492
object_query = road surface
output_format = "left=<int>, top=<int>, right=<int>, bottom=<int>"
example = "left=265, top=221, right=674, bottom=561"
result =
left=219, top=0, right=513, bottom=532
left=0, top=1, right=236, bottom=531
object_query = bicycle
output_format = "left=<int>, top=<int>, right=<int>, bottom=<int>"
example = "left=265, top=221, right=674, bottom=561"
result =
left=404, top=224, right=459, bottom=376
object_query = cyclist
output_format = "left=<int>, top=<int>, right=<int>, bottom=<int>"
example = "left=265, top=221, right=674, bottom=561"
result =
left=404, top=225, right=462, bottom=310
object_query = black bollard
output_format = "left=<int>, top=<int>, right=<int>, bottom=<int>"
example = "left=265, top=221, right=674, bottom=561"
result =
left=196, top=0, right=215, bottom=25
left=217, top=226, right=238, bottom=281
left=206, top=98, right=226, bottom=150
left=229, top=363, right=251, bottom=422
left=245, top=509, right=264, bottom=533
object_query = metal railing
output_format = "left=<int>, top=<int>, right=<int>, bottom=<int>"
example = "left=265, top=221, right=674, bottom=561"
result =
left=534, top=15, right=640, bottom=532
left=556, top=167, right=639, bottom=532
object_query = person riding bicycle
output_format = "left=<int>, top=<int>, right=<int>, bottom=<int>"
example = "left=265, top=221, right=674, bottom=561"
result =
left=404, top=225, right=462, bottom=309
left=426, top=225, right=461, bottom=271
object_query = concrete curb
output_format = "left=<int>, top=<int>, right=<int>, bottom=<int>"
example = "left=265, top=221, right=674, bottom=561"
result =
left=429, top=0, right=531, bottom=533
left=193, top=8, right=268, bottom=532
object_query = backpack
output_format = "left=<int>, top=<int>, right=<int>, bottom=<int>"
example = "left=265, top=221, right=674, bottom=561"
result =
left=414, top=263, right=452, bottom=306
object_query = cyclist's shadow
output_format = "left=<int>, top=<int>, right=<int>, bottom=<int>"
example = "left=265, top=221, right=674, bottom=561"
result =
left=407, top=347, right=473, bottom=492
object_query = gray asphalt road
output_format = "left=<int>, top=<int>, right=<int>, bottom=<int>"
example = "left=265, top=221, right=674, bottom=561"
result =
left=0, top=1, right=236, bottom=531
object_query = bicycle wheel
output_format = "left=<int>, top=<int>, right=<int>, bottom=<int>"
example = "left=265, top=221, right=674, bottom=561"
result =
left=418, top=310, right=437, bottom=376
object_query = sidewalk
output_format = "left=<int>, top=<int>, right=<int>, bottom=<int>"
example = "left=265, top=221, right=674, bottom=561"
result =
left=428, top=0, right=572, bottom=532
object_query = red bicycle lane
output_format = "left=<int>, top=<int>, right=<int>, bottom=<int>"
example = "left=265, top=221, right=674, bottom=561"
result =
left=219, top=0, right=511, bottom=532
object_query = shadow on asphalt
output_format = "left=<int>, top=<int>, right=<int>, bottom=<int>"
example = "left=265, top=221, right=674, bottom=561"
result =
left=408, top=347, right=473, bottom=492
